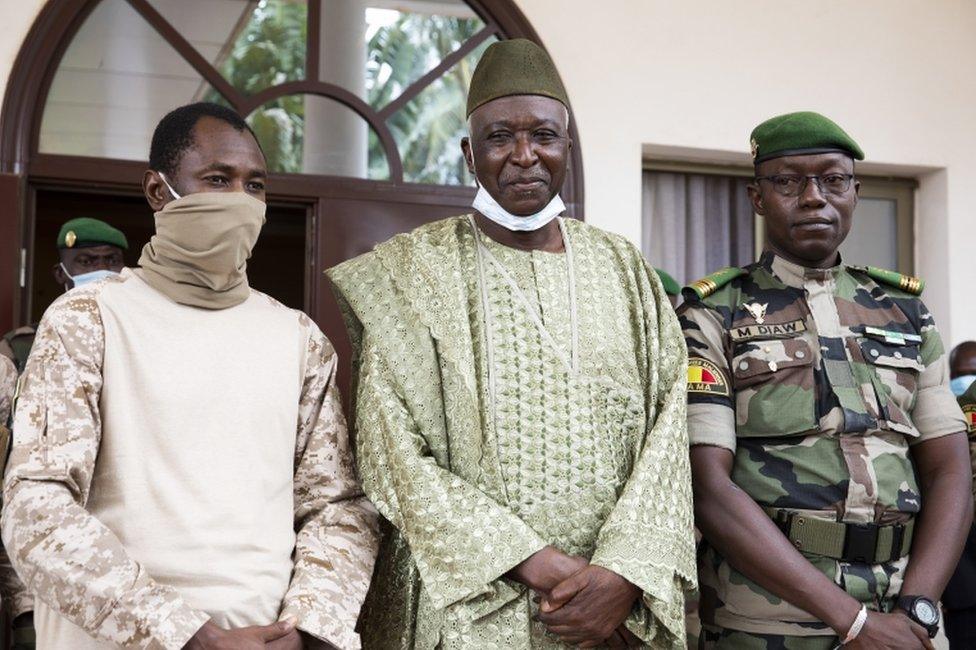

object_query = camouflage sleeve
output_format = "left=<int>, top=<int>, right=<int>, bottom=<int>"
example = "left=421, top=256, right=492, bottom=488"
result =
left=280, top=319, right=380, bottom=650
left=0, top=355, right=32, bottom=618
left=910, top=301, right=966, bottom=444
left=0, top=545, right=31, bottom=618
left=678, top=303, right=736, bottom=451
left=0, top=354, right=14, bottom=427
left=354, top=335, right=548, bottom=618
left=0, top=290, right=209, bottom=650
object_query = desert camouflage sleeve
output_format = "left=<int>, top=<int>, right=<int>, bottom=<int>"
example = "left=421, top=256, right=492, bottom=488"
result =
left=0, top=534, right=31, bottom=619
left=279, top=318, right=380, bottom=650
left=0, top=354, right=14, bottom=428
left=0, top=354, right=32, bottom=618
left=0, top=290, right=209, bottom=649
left=908, top=300, right=966, bottom=444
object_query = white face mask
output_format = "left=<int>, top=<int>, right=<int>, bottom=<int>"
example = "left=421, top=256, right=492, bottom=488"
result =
left=471, top=185, right=565, bottom=232
left=468, top=145, right=565, bottom=232
left=60, top=264, right=119, bottom=290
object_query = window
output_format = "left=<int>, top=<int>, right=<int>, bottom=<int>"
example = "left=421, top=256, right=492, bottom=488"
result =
left=642, top=163, right=756, bottom=287
left=39, top=0, right=500, bottom=185
left=841, top=177, right=915, bottom=273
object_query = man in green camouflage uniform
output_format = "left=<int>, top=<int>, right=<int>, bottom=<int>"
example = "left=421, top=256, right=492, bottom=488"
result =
left=0, top=217, right=127, bottom=650
left=680, top=112, right=972, bottom=649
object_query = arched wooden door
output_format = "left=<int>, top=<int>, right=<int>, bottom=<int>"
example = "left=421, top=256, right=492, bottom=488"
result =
left=0, top=0, right=584, bottom=392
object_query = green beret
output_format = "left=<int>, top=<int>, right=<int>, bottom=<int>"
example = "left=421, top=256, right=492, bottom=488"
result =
left=57, top=217, right=128, bottom=250
left=655, top=268, right=680, bottom=297
left=466, top=39, right=569, bottom=117
left=750, top=111, right=864, bottom=164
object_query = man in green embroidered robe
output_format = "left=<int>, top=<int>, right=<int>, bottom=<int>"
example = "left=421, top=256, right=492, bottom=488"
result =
left=327, top=39, right=696, bottom=649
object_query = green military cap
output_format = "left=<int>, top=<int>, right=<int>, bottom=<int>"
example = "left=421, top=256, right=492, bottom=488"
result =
left=654, top=268, right=680, bottom=297
left=466, top=38, right=570, bottom=117
left=750, top=111, right=864, bottom=164
left=57, top=217, right=128, bottom=250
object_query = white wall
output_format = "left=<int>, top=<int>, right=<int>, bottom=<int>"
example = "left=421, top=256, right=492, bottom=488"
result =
left=3, top=0, right=975, bottom=342
left=0, top=0, right=47, bottom=117
left=514, top=0, right=976, bottom=345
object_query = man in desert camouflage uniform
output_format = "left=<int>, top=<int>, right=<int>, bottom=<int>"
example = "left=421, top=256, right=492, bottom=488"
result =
left=1, top=102, right=378, bottom=650
left=680, top=111, right=972, bottom=649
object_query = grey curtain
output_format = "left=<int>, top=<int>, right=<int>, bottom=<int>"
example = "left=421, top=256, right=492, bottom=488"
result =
left=641, top=171, right=756, bottom=287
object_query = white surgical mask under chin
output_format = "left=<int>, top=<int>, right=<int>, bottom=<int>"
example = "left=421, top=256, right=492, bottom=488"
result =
left=471, top=185, right=565, bottom=232
left=60, top=264, right=119, bottom=290
left=158, top=172, right=182, bottom=200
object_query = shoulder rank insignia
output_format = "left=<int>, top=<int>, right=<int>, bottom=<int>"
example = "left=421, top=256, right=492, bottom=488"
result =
left=684, top=267, right=747, bottom=300
left=851, top=265, right=924, bottom=295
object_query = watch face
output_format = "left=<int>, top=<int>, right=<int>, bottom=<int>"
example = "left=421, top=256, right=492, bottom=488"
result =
left=914, top=599, right=939, bottom=625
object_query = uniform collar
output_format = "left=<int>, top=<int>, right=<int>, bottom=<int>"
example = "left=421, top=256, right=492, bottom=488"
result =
left=761, top=251, right=844, bottom=289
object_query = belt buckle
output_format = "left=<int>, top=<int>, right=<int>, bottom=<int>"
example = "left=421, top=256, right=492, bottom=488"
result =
left=772, top=509, right=794, bottom=538
left=889, top=522, right=906, bottom=562
left=843, top=522, right=879, bottom=563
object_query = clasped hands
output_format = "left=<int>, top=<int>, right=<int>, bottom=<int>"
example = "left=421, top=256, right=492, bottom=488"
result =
left=510, top=545, right=642, bottom=648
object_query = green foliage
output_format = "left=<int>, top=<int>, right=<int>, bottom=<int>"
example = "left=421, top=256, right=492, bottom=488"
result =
left=205, top=0, right=306, bottom=173
left=367, top=14, right=491, bottom=184
left=207, top=1, right=487, bottom=184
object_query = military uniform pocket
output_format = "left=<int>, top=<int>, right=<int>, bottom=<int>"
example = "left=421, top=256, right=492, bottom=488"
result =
left=858, top=338, right=923, bottom=436
left=732, top=338, right=818, bottom=438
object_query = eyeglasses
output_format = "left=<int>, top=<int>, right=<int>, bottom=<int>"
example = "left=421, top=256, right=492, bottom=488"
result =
left=755, top=173, right=855, bottom=197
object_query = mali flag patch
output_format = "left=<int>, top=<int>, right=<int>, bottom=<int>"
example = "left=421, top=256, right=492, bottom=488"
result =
left=962, top=404, right=976, bottom=434
left=687, top=357, right=730, bottom=397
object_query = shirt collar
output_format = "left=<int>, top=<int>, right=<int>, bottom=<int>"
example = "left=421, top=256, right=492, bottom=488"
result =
left=761, top=250, right=844, bottom=289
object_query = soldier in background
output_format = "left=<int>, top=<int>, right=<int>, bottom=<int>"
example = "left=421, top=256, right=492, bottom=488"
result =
left=656, top=268, right=681, bottom=309
left=0, top=217, right=128, bottom=379
left=680, top=111, right=971, bottom=648
left=0, top=217, right=127, bottom=650
left=943, top=341, right=976, bottom=648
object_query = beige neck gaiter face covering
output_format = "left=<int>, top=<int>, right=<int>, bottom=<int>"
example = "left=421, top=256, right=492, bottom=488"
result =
left=136, top=191, right=267, bottom=310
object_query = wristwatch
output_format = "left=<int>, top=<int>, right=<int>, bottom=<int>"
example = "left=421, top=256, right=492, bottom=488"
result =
left=896, top=595, right=940, bottom=638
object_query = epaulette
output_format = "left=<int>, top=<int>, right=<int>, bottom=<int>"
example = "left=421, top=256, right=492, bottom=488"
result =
left=850, top=265, right=924, bottom=295
left=683, top=267, right=748, bottom=300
